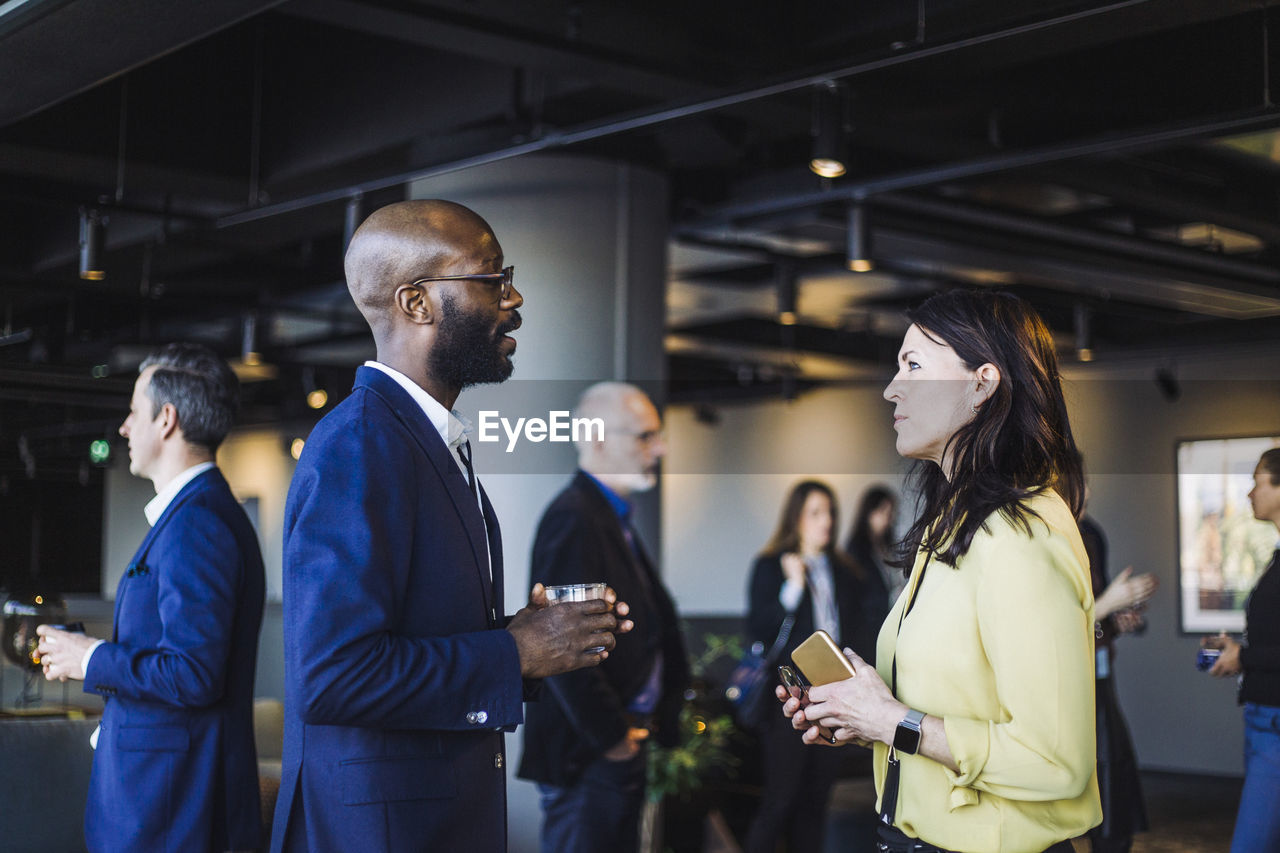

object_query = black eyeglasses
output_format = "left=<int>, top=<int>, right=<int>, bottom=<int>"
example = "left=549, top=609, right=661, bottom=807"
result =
left=412, top=265, right=515, bottom=302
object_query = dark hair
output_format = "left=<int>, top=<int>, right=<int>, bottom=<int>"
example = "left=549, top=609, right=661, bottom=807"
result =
left=897, top=290, right=1084, bottom=568
left=848, top=485, right=897, bottom=558
left=760, top=480, right=861, bottom=577
left=1260, top=448, right=1280, bottom=486
left=139, top=343, right=240, bottom=453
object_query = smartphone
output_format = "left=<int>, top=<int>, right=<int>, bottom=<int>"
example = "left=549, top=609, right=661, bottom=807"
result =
left=777, top=664, right=807, bottom=699
left=777, top=663, right=838, bottom=744
left=790, top=630, right=856, bottom=686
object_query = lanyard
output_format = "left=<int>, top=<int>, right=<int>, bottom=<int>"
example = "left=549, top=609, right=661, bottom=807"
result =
left=881, top=551, right=932, bottom=827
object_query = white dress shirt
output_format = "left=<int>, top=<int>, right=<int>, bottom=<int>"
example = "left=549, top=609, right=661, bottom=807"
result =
left=363, top=361, right=491, bottom=583
left=778, top=552, right=842, bottom=642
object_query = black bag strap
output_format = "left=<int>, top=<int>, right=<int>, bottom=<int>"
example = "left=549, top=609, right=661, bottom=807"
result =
left=764, top=612, right=797, bottom=664
left=891, top=553, right=930, bottom=696
left=882, top=552, right=931, bottom=827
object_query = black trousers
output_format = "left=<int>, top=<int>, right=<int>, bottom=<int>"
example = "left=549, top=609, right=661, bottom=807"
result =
left=745, top=713, right=844, bottom=853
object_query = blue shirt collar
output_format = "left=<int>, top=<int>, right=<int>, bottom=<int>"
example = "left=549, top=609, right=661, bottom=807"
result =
left=582, top=471, right=631, bottom=522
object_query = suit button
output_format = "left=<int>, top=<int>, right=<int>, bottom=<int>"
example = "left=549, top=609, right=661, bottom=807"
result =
left=466, top=710, right=488, bottom=725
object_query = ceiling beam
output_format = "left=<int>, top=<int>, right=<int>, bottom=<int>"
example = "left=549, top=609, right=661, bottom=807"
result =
left=277, top=0, right=709, bottom=101
left=0, top=0, right=285, bottom=126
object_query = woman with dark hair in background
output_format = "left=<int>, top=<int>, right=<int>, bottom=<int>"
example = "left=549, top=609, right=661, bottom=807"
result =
left=783, top=289, right=1100, bottom=853
left=846, top=485, right=902, bottom=634
left=1203, top=447, right=1280, bottom=853
left=744, top=480, right=873, bottom=853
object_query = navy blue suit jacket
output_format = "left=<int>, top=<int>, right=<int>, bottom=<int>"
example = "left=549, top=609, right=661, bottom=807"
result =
left=271, top=366, right=525, bottom=853
left=84, top=467, right=265, bottom=853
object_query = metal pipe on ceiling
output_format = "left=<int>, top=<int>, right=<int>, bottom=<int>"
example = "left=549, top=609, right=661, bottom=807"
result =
left=679, top=107, right=1280, bottom=228
left=216, top=0, right=1169, bottom=229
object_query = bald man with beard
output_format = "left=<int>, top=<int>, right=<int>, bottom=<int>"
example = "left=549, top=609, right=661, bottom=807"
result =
left=270, top=200, right=631, bottom=853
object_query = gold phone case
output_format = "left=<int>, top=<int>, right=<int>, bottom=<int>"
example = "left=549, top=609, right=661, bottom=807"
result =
left=790, top=630, right=856, bottom=686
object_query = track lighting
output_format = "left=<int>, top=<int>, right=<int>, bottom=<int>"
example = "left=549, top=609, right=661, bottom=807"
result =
left=809, top=84, right=847, bottom=179
left=241, top=314, right=261, bottom=366
left=343, top=192, right=364, bottom=251
left=776, top=261, right=797, bottom=325
left=1074, top=304, right=1094, bottom=362
left=78, top=208, right=106, bottom=280
left=846, top=202, right=873, bottom=272
left=303, top=366, right=328, bottom=409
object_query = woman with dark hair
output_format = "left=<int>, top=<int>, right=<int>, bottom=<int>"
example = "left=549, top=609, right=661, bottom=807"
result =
left=744, top=480, right=870, bottom=853
left=1203, top=447, right=1280, bottom=853
left=783, top=289, right=1100, bottom=853
left=846, top=485, right=902, bottom=633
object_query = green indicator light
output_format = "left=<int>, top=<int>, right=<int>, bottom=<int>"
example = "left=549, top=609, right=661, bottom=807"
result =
left=89, top=439, right=111, bottom=464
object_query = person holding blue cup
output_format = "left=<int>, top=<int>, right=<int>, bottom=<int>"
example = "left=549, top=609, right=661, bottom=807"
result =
left=1201, top=447, right=1280, bottom=853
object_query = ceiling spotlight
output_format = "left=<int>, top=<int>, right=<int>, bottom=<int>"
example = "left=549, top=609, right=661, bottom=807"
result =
left=809, top=83, right=847, bottom=179
left=302, top=366, right=328, bottom=409
left=775, top=260, right=797, bottom=325
left=78, top=208, right=106, bottom=280
left=230, top=313, right=279, bottom=381
left=290, top=438, right=306, bottom=460
left=846, top=202, right=873, bottom=272
left=343, top=192, right=364, bottom=252
left=1155, top=365, right=1181, bottom=402
left=1074, top=303, right=1094, bottom=362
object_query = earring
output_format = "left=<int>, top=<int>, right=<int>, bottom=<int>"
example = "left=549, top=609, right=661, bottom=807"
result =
left=971, top=404, right=979, bottom=415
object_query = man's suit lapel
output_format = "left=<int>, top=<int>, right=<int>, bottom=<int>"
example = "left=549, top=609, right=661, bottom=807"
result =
left=356, top=367, right=495, bottom=622
left=480, top=486, right=503, bottom=624
left=114, top=469, right=217, bottom=642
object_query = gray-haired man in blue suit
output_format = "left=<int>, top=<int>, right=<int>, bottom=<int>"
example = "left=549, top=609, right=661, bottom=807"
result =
left=39, top=343, right=265, bottom=853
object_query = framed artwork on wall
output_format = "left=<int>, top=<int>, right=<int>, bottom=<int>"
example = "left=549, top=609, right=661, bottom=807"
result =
left=1177, top=434, right=1280, bottom=634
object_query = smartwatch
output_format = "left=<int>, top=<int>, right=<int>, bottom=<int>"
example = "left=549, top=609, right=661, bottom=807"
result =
left=893, top=708, right=926, bottom=755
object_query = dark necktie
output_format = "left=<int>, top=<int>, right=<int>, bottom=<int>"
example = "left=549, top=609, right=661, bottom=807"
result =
left=619, top=511, right=655, bottom=602
left=456, top=440, right=477, bottom=498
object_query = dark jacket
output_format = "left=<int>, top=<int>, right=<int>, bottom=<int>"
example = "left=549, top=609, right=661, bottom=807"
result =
left=1241, top=549, right=1280, bottom=707
left=517, top=471, right=690, bottom=786
left=747, top=551, right=881, bottom=670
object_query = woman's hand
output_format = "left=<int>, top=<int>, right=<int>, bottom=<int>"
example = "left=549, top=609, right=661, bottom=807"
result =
left=780, top=552, right=806, bottom=588
left=1204, top=632, right=1243, bottom=677
left=1095, top=566, right=1158, bottom=620
left=777, top=684, right=843, bottom=746
left=793, top=650, right=906, bottom=747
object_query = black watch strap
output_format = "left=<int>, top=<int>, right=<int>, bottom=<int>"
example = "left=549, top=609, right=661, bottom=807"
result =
left=893, top=708, right=925, bottom=755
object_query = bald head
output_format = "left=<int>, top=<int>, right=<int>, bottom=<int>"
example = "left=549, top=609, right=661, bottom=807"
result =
left=575, top=382, right=666, bottom=495
left=344, top=200, right=501, bottom=337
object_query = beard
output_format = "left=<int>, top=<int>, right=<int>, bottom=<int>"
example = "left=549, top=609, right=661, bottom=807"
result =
left=429, top=292, right=520, bottom=389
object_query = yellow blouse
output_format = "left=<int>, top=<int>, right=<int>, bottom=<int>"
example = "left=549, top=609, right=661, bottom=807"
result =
left=874, top=490, right=1102, bottom=853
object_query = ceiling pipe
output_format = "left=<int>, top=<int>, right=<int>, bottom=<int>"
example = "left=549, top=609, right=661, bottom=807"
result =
left=215, top=0, right=1178, bottom=229
left=682, top=108, right=1280, bottom=228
